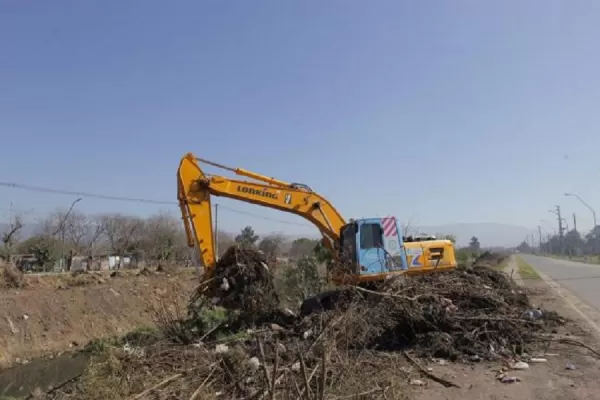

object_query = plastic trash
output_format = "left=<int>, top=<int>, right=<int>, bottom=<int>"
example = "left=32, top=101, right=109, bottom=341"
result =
left=565, top=363, right=576, bottom=370
left=500, top=376, right=521, bottom=383
left=523, top=309, right=543, bottom=320
left=511, top=361, right=529, bottom=370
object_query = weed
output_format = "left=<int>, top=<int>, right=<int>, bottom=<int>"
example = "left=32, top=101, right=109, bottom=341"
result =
left=517, top=257, right=540, bottom=280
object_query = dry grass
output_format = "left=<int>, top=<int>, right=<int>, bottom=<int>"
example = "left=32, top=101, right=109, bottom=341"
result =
left=0, top=262, right=26, bottom=289
left=50, top=306, right=415, bottom=400
left=0, top=274, right=195, bottom=369
left=516, top=257, right=541, bottom=280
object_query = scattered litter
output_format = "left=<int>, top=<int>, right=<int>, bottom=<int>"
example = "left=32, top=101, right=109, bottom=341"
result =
left=529, top=358, right=547, bottom=363
left=565, top=363, right=577, bottom=370
left=410, top=379, right=427, bottom=386
left=511, top=361, right=529, bottom=370
left=247, top=356, right=260, bottom=371
left=215, top=344, right=229, bottom=354
left=500, top=376, right=521, bottom=383
left=523, top=309, right=543, bottom=320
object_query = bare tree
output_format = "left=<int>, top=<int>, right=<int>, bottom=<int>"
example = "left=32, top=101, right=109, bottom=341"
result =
left=47, top=210, right=105, bottom=257
left=216, top=231, right=235, bottom=257
left=99, top=214, right=145, bottom=268
left=140, top=211, right=188, bottom=263
left=1, top=214, right=23, bottom=262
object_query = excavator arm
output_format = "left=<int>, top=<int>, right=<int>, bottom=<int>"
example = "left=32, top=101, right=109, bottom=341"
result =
left=177, top=153, right=346, bottom=282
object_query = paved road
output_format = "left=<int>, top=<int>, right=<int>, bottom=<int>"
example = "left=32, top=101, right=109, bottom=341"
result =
left=521, top=254, right=600, bottom=311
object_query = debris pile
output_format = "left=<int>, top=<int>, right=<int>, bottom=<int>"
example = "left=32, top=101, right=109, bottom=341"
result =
left=212, top=246, right=280, bottom=315
left=473, top=251, right=507, bottom=267
left=299, top=265, right=563, bottom=361
left=50, top=250, right=567, bottom=399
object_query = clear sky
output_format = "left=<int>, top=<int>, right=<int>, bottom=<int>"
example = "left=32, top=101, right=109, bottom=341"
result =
left=1, top=0, right=600, bottom=237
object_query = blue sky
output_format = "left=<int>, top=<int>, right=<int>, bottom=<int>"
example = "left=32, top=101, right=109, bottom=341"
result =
left=1, top=0, right=600, bottom=237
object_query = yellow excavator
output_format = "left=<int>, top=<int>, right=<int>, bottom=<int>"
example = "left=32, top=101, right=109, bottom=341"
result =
left=177, top=153, right=457, bottom=293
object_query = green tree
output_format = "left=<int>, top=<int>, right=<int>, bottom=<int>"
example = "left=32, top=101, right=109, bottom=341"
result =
left=258, top=233, right=285, bottom=260
left=289, top=237, right=319, bottom=259
left=235, top=226, right=259, bottom=248
left=468, top=236, right=481, bottom=252
left=313, top=239, right=333, bottom=264
left=564, top=230, right=584, bottom=256
left=283, top=256, right=324, bottom=300
left=585, top=226, right=600, bottom=255
left=17, top=235, right=61, bottom=271
left=516, top=241, right=531, bottom=253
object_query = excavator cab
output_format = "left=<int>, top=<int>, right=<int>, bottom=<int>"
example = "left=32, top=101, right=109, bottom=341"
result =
left=337, top=217, right=409, bottom=282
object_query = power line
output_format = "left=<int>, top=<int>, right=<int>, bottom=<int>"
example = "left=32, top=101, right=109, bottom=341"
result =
left=0, top=181, right=313, bottom=227
left=217, top=204, right=311, bottom=227
left=0, top=182, right=174, bottom=205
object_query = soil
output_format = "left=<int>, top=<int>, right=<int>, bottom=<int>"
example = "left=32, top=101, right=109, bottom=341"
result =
left=0, top=268, right=197, bottom=369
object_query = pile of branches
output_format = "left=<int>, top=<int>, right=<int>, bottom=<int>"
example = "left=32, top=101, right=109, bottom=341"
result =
left=212, top=246, right=281, bottom=315
left=300, top=265, right=564, bottom=361
left=473, top=251, right=507, bottom=267
left=48, top=251, right=567, bottom=399
left=53, top=309, right=413, bottom=400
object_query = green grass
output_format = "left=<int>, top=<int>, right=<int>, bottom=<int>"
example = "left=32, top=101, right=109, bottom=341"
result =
left=494, top=257, right=509, bottom=271
left=516, top=256, right=540, bottom=280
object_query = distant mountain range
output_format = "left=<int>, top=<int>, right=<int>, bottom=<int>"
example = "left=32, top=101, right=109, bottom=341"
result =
left=266, top=222, right=532, bottom=248
left=413, top=222, right=532, bottom=248
left=1, top=222, right=531, bottom=249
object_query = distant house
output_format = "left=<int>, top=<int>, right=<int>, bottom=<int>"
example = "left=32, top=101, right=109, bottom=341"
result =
left=71, top=254, right=139, bottom=271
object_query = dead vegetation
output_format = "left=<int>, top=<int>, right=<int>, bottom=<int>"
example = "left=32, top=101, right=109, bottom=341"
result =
left=0, top=262, right=26, bottom=289
left=44, top=249, right=567, bottom=399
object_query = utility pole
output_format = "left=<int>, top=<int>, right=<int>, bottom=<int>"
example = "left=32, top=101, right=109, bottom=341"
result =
left=214, top=203, right=219, bottom=261
left=57, top=198, right=82, bottom=272
left=573, top=213, right=577, bottom=232
left=537, top=226, right=542, bottom=253
left=549, top=206, right=565, bottom=255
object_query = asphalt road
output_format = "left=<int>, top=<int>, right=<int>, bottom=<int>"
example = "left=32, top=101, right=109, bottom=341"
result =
left=521, top=254, right=600, bottom=311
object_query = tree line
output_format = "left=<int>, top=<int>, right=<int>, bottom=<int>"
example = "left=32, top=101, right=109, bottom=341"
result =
left=0, top=209, right=327, bottom=271
left=517, top=226, right=600, bottom=257
left=0, top=207, right=484, bottom=271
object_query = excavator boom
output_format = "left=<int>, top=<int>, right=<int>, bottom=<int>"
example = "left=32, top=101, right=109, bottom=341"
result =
left=178, top=153, right=346, bottom=280
left=178, top=153, right=458, bottom=289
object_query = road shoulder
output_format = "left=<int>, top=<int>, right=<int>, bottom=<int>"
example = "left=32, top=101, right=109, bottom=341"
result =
left=416, top=256, right=600, bottom=400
